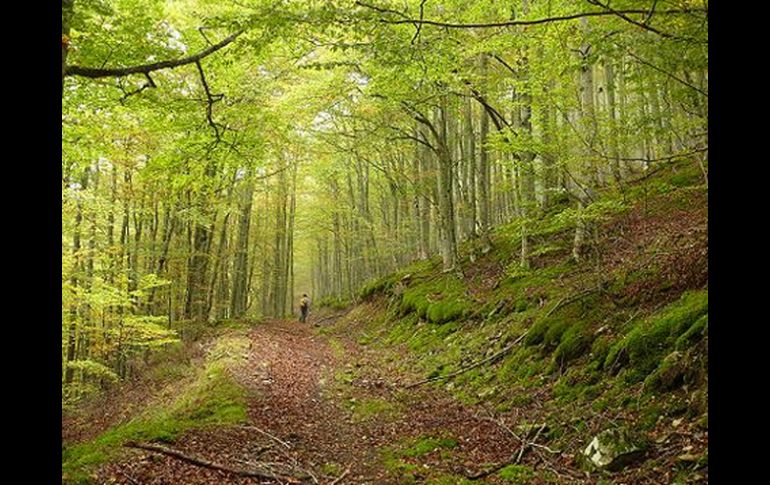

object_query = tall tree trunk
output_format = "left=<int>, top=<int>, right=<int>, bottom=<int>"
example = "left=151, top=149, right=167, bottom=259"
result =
left=437, top=97, right=458, bottom=271
left=230, top=175, right=255, bottom=317
left=65, top=168, right=89, bottom=385
left=478, top=54, right=492, bottom=252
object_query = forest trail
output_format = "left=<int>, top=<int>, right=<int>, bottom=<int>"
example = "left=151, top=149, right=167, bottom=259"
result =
left=97, top=317, right=525, bottom=484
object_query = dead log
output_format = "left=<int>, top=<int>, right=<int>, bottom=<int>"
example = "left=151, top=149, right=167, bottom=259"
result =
left=124, top=441, right=304, bottom=483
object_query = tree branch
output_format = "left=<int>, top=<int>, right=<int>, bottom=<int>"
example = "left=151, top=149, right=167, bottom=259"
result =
left=585, top=0, right=698, bottom=41
left=65, top=30, right=244, bottom=79
left=356, top=3, right=704, bottom=30
left=195, top=60, right=225, bottom=140
left=623, top=48, right=708, bottom=97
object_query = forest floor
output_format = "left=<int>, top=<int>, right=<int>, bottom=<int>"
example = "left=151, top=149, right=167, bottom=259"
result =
left=84, top=317, right=529, bottom=484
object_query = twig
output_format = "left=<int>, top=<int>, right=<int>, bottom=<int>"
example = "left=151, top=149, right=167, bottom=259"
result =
left=467, top=423, right=547, bottom=480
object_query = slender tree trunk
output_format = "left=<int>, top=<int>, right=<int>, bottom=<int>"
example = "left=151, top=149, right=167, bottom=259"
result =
left=478, top=54, right=492, bottom=252
left=231, top=175, right=255, bottom=317
left=65, top=168, right=89, bottom=385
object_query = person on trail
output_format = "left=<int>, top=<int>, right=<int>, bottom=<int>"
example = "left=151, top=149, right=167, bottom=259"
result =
left=299, top=294, right=311, bottom=323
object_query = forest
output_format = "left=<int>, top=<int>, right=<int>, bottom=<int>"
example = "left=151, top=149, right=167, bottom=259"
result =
left=62, top=1, right=708, bottom=483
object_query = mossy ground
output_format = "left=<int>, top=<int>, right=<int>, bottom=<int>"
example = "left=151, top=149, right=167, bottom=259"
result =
left=62, top=333, right=251, bottom=484
left=329, top=161, right=708, bottom=482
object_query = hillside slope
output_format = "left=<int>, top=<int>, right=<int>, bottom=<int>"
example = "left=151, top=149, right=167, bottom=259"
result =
left=331, top=160, right=708, bottom=483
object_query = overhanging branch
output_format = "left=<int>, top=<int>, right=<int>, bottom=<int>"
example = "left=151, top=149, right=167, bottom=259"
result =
left=355, top=2, right=705, bottom=30
left=65, top=30, right=244, bottom=79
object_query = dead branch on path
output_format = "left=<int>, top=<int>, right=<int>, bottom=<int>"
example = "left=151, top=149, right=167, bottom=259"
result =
left=404, top=331, right=529, bottom=388
left=124, top=441, right=306, bottom=482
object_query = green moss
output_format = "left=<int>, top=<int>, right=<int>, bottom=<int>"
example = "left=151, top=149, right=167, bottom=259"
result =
left=524, top=318, right=552, bottom=346
left=401, top=436, right=458, bottom=458
left=543, top=319, right=571, bottom=348
left=328, top=338, right=346, bottom=359
left=349, top=397, right=400, bottom=423
left=605, top=290, right=707, bottom=379
left=498, top=464, right=534, bottom=482
left=316, top=295, right=352, bottom=311
left=321, top=462, right=344, bottom=476
left=668, top=165, right=703, bottom=188
left=675, top=314, right=708, bottom=350
left=588, top=336, right=612, bottom=370
left=399, top=275, right=473, bottom=324
left=514, top=298, right=529, bottom=312
left=427, top=474, right=475, bottom=484
left=553, top=321, right=595, bottom=365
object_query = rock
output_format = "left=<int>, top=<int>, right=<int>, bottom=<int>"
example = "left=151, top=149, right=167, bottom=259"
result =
left=583, top=427, right=647, bottom=471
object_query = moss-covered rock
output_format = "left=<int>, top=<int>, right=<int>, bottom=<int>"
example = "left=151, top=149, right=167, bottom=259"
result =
left=583, top=427, right=647, bottom=471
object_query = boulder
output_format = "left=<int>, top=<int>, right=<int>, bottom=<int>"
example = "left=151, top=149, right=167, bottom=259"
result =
left=583, top=427, right=647, bottom=471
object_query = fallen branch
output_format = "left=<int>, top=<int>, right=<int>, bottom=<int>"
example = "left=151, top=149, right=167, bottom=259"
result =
left=483, top=416, right=560, bottom=455
left=405, top=331, right=529, bottom=388
left=124, top=441, right=303, bottom=482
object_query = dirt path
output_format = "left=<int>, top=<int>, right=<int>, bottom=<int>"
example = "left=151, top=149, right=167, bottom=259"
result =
left=98, top=319, right=526, bottom=484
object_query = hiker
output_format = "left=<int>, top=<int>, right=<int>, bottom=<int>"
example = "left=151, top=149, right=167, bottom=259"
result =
left=298, top=293, right=311, bottom=323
